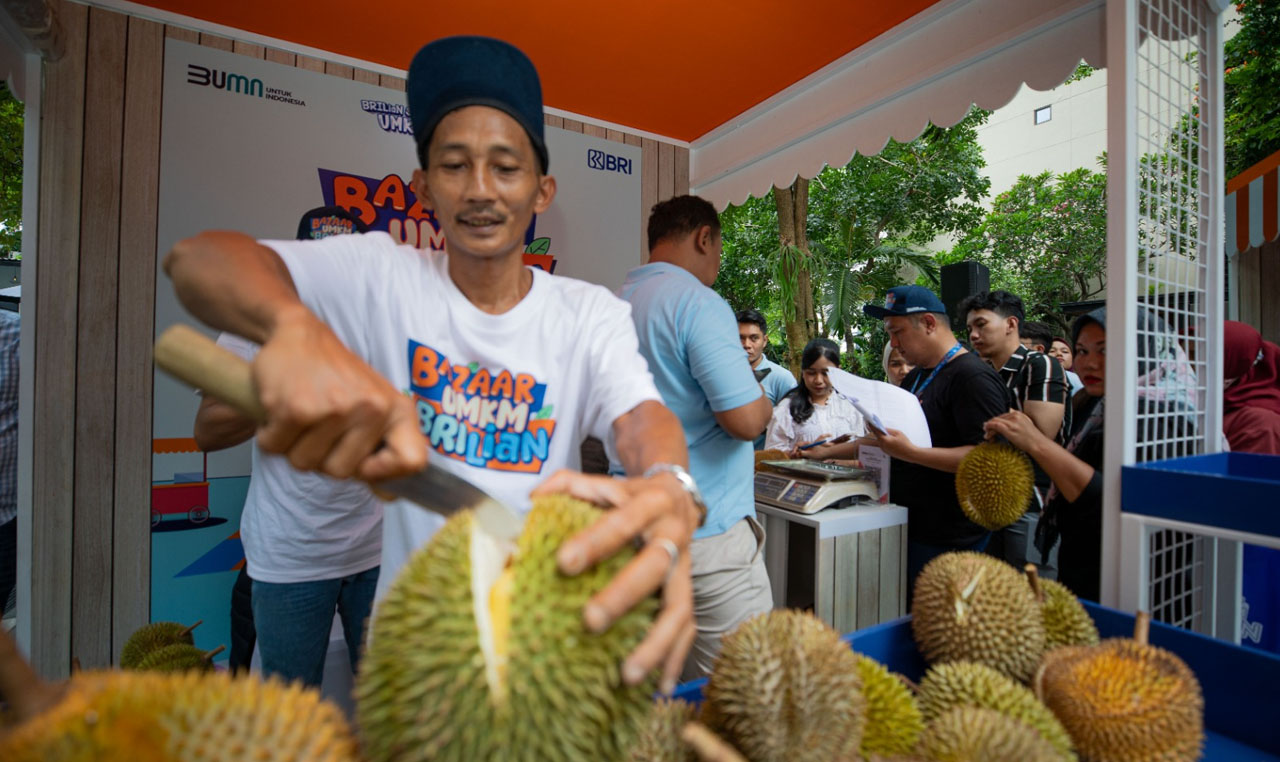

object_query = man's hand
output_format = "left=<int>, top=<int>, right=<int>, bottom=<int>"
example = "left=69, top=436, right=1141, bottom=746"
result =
left=531, top=469, right=699, bottom=696
left=253, top=308, right=428, bottom=481
left=868, top=427, right=917, bottom=460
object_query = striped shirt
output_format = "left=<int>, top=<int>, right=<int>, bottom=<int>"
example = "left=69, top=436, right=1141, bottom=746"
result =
left=998, top=344, right=1071, bottom=444
left=0, top=310, right=18, bottom=525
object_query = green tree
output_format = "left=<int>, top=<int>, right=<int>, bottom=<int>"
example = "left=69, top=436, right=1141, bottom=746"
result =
left=946, top=165, right=1108, bottom=335
left=716, top=108, right=991, bottom=375
left=1224, top=0, right=1280, bottom=178
left=0, top=83, right=22, bottom=254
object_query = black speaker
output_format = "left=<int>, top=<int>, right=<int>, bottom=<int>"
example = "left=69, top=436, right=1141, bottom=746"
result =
left=940, top=260, right=990, bottom=331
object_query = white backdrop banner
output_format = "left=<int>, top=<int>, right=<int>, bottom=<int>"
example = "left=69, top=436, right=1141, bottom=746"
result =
left=149, top=40, right=641, bottom=642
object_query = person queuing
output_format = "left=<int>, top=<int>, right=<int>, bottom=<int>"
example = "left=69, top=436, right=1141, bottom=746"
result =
left=736, top=308, right=797, bottom=449
left=620, top=195, right=774, bottom=680
left=165, top=35, right=700, bottom=695
left=882, top=341, right=914, bottom=387
left=861, top=286, right=1008, bottom=588
left=1223, top=320, right=1280, bottom=654
left=1224, top=320, right=1280, bottom=453
left=193, top=205, right=375, bottom=685
left=986, top=308, right=1190, bottom=601
left=961, top=290, right=1070, bottom=578
left=1049, top=334, right=1084, bottom=395
left=764, top=338, right=867, bottom=459
left=1019, top=320, right=1055, bottom=354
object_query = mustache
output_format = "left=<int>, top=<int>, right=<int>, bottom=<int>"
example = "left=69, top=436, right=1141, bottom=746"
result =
left=456, top=206, right=506, bottom=225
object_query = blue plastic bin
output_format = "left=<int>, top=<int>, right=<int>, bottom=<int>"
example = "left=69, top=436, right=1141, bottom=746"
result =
left=674, top=602, right=1280, bottom=759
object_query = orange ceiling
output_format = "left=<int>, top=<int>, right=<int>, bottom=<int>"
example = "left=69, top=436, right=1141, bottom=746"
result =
left=132, top=0, right=945, bottom=142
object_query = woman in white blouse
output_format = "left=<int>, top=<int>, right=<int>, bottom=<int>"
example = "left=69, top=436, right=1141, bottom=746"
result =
left=765, top=338, right=866, bottom=459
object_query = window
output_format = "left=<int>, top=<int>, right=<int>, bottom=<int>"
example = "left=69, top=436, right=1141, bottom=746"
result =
left=1034, top=105, right=1052, bottom=125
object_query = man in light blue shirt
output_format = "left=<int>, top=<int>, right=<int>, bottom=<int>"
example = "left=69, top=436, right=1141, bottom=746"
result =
left=620, top=195, right=774, bottom=680
left=736, top=308, right=796, bottom=449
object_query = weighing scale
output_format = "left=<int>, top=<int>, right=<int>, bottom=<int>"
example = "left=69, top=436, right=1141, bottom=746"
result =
left=754, top=460, right=879, bottom=514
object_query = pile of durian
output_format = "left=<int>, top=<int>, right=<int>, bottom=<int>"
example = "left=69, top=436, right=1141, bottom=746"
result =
left=0, top=498, right=1207, bottom=762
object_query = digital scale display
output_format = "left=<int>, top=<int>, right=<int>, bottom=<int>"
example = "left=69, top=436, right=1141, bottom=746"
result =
left=754, top=461, right=878, bottom=514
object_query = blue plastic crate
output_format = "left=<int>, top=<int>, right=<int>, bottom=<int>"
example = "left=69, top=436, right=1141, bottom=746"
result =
left=1122, top=452, right=1280, bottom=538
left=674, top=602, right=1280, bottom=759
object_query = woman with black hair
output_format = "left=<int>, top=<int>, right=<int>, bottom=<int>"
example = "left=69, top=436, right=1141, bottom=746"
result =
left=764, top=338, right=866, bottom=459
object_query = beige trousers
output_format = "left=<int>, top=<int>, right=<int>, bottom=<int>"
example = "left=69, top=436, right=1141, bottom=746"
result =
left=680, top=515, right=774, bottom=682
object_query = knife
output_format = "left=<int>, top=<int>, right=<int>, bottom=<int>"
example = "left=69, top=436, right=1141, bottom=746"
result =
left=154, top=324, right=524, bottom=542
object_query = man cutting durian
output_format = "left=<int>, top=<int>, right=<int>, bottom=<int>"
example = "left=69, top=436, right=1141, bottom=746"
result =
left=164, top=36, right=700, bottom=695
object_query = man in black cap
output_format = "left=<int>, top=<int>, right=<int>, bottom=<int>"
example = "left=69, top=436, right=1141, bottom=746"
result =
left=166, top=36, right=699, bottom=693
left=861, top=285, right=1008, bottom=592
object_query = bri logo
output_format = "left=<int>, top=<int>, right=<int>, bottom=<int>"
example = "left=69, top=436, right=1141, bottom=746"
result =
left=587, top=148, right=632, bottom=175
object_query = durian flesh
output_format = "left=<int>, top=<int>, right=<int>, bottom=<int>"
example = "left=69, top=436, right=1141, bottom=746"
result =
left=357, top=495, right=657, bottom=762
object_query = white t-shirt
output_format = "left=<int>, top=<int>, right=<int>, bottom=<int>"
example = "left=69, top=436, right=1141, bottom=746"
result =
left=764, top=393, right=867, bottom=452
left=266, top=232, right=662, bottom=600
left=215, top=334, right=383, bottom=584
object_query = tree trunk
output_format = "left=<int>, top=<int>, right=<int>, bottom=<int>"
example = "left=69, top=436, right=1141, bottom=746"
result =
left=774, top=178, right=817, bottom=377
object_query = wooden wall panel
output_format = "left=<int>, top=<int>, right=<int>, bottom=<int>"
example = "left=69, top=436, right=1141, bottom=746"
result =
left=72, top=5, right=127, bottom=670
left=232, top=40, right=264, bottom=59
left=658, top=142, right=675, bottom=201
left=113, top=15, right=164, bottom=663
left=325, top=61, right=354, bottom=79
left=353, top=68, right=379, bottom=86
left=264, top=47, right=295, bottom=67
left=198, top=32, right=233, bottom=51
left=640, top=138, right=658, bottom=258
left=33, top=0, right=88, bottom=679
left=379, top=74, right=404, bottom=91
left=295, top=53, right=325, bottom=72
left=164, top=26, right=197, bottom=43
left=674, top=146, right=690, bottom=197
left=583, top=124, right=607, bottom=139
left=1237, top=248, right=1260, bottom=328
left=1260, top=239, right=1280, bottom=345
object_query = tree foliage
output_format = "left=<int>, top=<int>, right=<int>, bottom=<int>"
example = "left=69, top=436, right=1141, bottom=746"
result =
left=946, top=165, right=1108, bottom=334
left=0, top=83, right=22, bottom=255
left=716, top=108, right=991, bottom=377
left=1224, top=0, right=1280, bottom=178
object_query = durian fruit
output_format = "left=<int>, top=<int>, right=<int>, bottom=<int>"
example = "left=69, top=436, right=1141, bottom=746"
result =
left=911, top=552, right=1046, bottom=682
left=856, top=654, right=925, bottom=758
left=133, top=643, right=224, bottom=673
left=702, top=610, right=866, bottom=762
left=0, top=669, right=360, bottom=762
left=954, top=442, right=1034, bottom=531
left=1024, top=565, right=1099, bottom=649
left=1035, top=613, right=1204, bottom=762
left=357, top=495, right=658, bottom=762
left=627, top=698, right=696, bottom=762
left=916, top=661, right=1075, bottom=759
left=680, top=722, right=747, bottom=762
left=916, top=705, right=1065, bottom=761
left=118, top=620, right=200, bottom=669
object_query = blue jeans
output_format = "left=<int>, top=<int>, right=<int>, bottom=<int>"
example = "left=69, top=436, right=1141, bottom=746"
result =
left=251, top=566, right=379, bottom=687
left=906, top=534, right=991, bottom=606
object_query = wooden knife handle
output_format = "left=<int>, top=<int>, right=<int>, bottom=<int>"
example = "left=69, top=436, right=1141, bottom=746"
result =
left=154, top=324, right=267, bottom=423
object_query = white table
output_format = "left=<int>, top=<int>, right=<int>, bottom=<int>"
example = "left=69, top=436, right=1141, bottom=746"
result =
left=756, top=500, right=908, bottom=634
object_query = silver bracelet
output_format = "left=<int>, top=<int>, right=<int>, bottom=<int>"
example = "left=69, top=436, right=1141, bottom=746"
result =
left=642, top=463, right=708, bottom=526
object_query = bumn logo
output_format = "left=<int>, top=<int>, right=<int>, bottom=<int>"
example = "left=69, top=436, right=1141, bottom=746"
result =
left=587, top=148, right=632, bottom=175
left=187, top=64, right=263, bottom=97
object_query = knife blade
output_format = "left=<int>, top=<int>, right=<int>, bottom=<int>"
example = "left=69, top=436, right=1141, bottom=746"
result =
left=154, top=324, right=524, bottom=541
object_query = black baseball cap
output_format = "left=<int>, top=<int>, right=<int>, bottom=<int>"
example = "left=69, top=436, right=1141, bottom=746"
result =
left=406, top=36, right=548, bottom=173
left=863, top=285, right=948, bottom=319
left=296, top=205, right=369, bottom=241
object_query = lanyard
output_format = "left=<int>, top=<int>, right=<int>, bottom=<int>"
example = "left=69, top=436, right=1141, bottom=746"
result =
left=910, top=344, right=962, bottom=398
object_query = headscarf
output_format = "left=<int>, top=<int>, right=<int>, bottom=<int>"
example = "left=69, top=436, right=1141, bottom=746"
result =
left=1224, top=320, right=1280, bottom=417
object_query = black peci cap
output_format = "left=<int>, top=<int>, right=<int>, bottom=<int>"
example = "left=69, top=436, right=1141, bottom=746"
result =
left=406, top=36, right=548, bottom=173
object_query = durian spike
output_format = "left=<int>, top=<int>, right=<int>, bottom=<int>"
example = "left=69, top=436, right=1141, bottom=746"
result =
left=0, top=625, right=64, bottom=722
left=180, top=619, right=204, bottom=638
left=1024, top=563, right=1044, bottom=603
left=203, top=645, right=226, bottom=662
left=1134, top=610, right=1151, bottom=645
left=683, top=721, right=749, bottom=762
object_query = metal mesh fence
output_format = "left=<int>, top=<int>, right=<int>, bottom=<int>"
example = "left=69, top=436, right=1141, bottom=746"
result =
left=1133, top=0, right=1215, bottom=631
